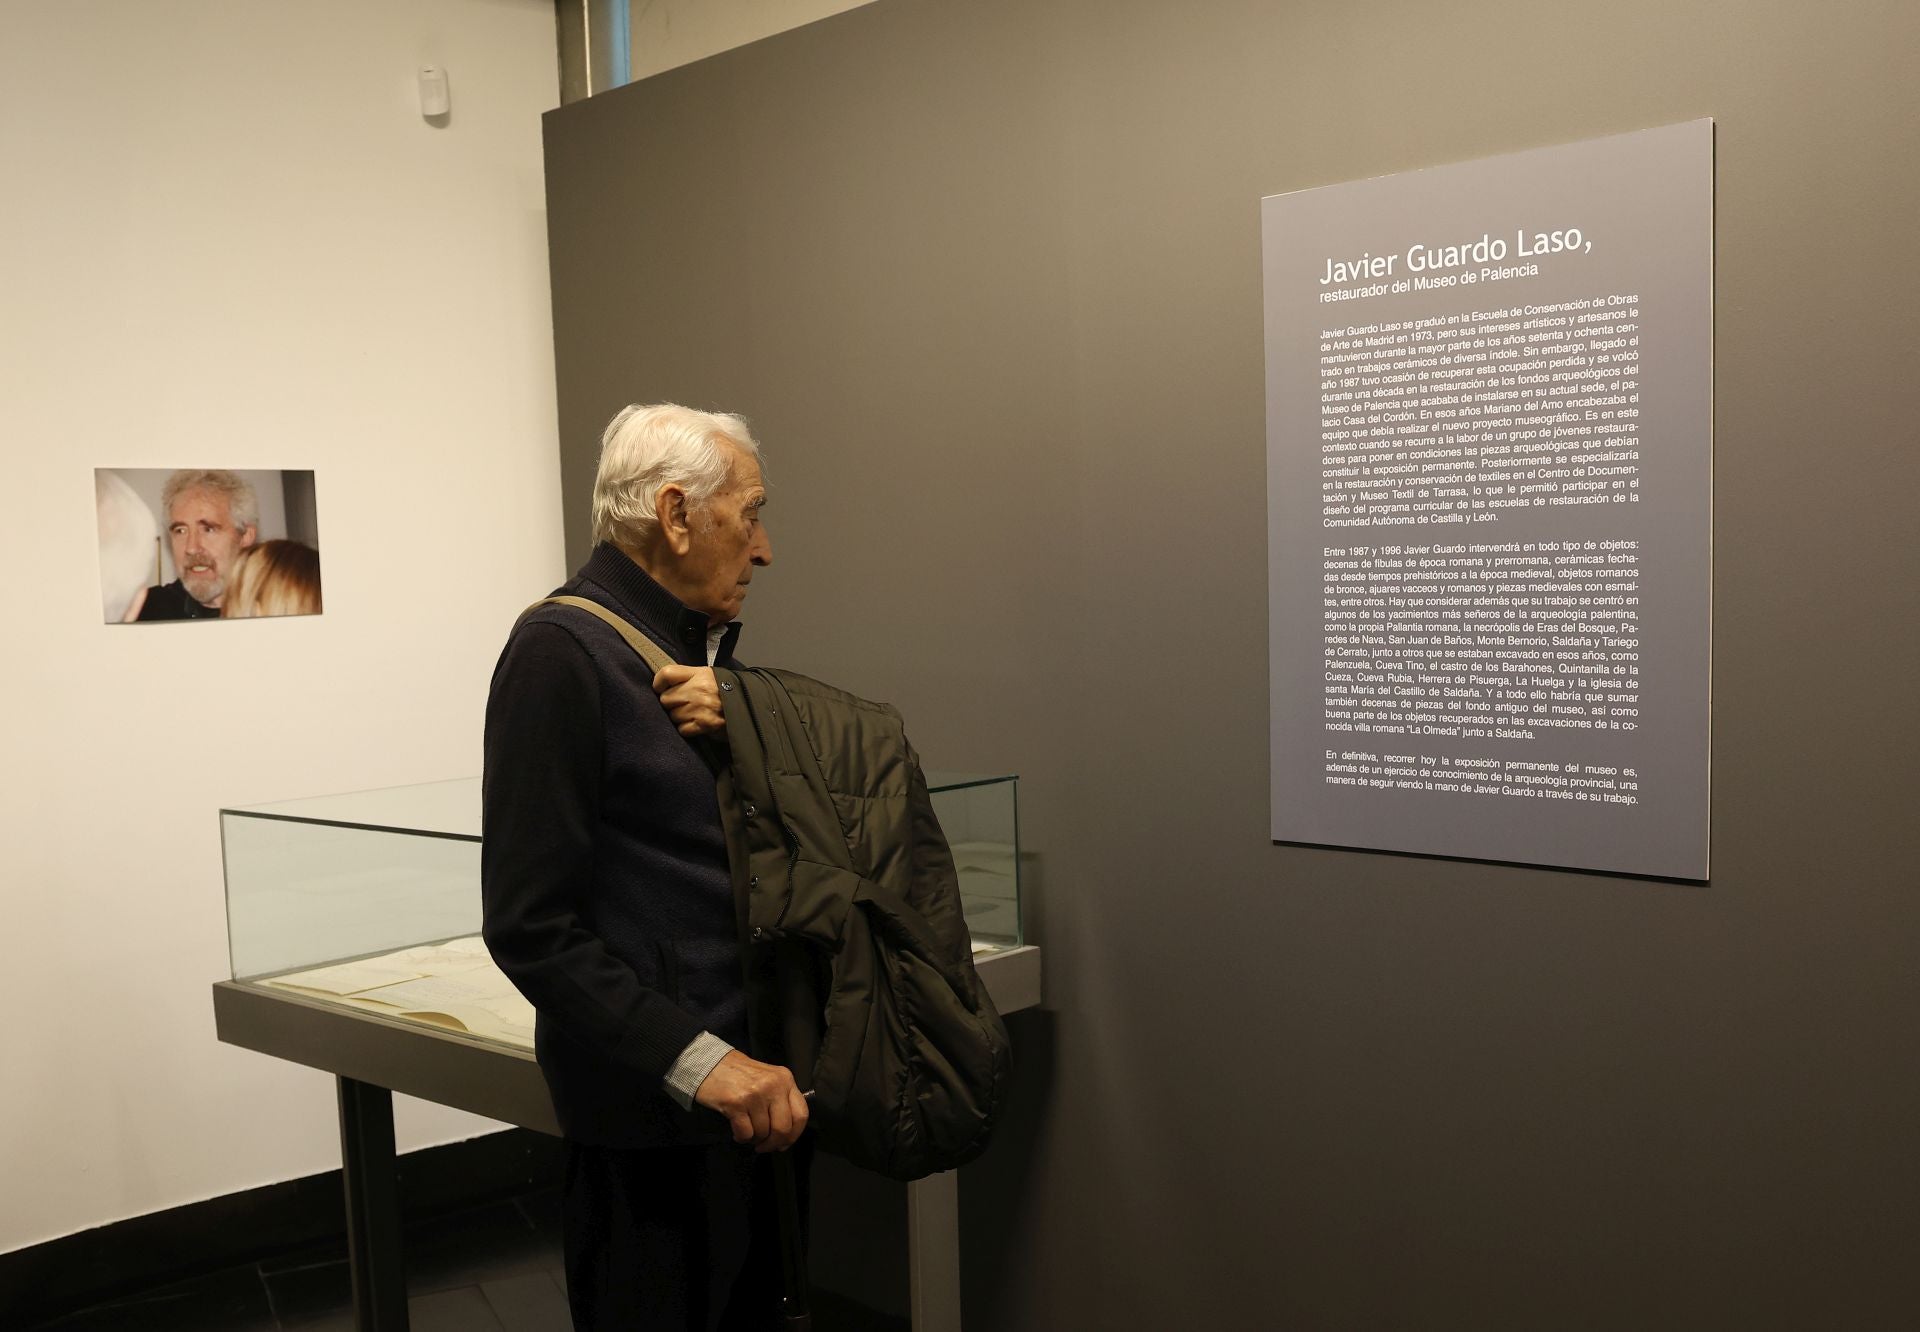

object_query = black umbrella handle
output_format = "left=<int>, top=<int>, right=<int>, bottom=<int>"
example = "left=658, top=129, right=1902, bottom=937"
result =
left=774, top=1148, right=811, bottom=1329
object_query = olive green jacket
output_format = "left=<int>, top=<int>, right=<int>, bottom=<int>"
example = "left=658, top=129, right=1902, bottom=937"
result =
left=715, top=665, right=1011, bottom=1181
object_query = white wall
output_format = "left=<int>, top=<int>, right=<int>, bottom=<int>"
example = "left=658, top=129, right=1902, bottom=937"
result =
left=629, top=0, right=878, bottom=79
left=0, top=0, right=562, bottom=1253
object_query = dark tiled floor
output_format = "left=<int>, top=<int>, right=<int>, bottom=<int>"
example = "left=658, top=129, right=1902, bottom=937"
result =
left=30, top=1261, right=279, bottom=1331
left=32, top=1194, right=568, bottom=1332
left=30, top=1187, right=906, bottom=1331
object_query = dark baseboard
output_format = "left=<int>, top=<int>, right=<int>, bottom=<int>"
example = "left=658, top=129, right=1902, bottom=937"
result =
left=0, top=1126, right=563, bottom=1327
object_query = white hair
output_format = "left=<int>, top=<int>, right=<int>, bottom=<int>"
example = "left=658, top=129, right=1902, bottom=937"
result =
left=161, top=468, right=259, bottom=533
left=97, top=471, right=158, bottom=621
left=590, top=403, right=761, bottom=548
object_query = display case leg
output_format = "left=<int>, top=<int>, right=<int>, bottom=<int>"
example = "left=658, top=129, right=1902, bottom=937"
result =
left=906, top=1170, right=962, bottom=1332
left=337, top=1075, right=409, bottom=1330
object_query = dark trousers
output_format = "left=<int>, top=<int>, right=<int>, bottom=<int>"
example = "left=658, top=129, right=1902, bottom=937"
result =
left=562, top=1138, right=811, bottom=1332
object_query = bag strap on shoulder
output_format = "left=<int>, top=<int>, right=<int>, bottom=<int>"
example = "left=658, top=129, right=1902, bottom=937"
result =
left=525, top=595, right=675, bottom=674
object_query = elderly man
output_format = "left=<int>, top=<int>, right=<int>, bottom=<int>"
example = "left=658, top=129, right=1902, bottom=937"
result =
left=482, top=404, right=807, bottom=1331
left=131, top=469, right=258, bottom=620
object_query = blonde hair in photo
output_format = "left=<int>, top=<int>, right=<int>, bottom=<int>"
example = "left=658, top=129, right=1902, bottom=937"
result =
left=222, top=540, right=322, bottom=618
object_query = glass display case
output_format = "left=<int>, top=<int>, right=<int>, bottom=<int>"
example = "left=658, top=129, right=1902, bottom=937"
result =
left=220, top=779, right=518, bottom=1045
left=222, top=779, right=484, bottom=980
left=921, top=771, right=1022, bottom=951
left=220, top=771, right=1021, bottom=1046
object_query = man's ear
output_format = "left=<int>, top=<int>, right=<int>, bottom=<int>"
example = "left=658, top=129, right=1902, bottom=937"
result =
left=657, top=485, right=693, bottom=556
left=240, top=525, right=258, bottom=549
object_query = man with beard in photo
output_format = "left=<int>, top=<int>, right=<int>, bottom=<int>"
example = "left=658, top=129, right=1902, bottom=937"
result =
left=130, top=469, right=259, bottom=621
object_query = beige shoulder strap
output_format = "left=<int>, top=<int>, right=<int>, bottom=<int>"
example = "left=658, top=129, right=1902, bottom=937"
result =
left=526, top=595, right=675, bottom=674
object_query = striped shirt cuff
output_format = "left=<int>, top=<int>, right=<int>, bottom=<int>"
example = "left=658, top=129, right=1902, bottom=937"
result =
left=663, top=1031, right=735, bottom=1111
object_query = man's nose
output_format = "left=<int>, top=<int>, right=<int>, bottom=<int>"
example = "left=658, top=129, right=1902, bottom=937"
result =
left=751, top=527, right=772, bottom=567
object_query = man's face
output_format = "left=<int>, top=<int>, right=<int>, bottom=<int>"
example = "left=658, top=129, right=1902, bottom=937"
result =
left=167, top=487, right=256, bottom=608
left=679, top=446, right=771, bottom=625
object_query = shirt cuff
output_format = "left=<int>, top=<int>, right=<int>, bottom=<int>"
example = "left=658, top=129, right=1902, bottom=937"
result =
left=663, top=1031, right=735, bottom=1111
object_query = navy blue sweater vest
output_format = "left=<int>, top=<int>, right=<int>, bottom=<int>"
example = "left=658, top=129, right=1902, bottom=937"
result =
left=482, top=544, right=745, bottom=1147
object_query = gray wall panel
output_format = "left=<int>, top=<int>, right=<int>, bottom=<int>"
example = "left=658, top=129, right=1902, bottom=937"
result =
left=542, top=1, right=1920, bottom=1326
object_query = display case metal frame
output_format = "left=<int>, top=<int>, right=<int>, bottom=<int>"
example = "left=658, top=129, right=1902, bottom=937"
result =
left=212, top=943, right=1039, bottom=1332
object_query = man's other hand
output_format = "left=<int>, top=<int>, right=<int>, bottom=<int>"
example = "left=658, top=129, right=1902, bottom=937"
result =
left=653, top=665, right=726, bottom=736
left=693, top=1051, right=810, bottom=1152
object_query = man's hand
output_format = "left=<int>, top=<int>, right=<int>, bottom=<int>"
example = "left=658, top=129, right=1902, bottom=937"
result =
left=653, top=665, right=726, bottom=736
left=693, top=1051, right=810, bottom=1152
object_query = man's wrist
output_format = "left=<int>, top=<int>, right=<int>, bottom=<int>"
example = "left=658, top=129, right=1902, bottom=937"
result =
left=663, top=1031, right=735, bottom=1110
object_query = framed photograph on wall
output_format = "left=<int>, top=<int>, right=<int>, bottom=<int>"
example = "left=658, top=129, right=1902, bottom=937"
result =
left=95, top=468, right=323, bottom=623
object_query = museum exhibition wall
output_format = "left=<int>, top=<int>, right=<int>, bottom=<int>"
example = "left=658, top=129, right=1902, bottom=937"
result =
left=0, top=0, right=562, bottom=1257
left=626, top=0, right=878, bottom=81
left=544, top=0, right=1919, bottom=1327
left=3, top=0, right=1915, bottom=1326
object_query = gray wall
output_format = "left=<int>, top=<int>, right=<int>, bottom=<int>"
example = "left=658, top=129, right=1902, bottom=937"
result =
left=542, top=1, right=1920, bottom=1326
